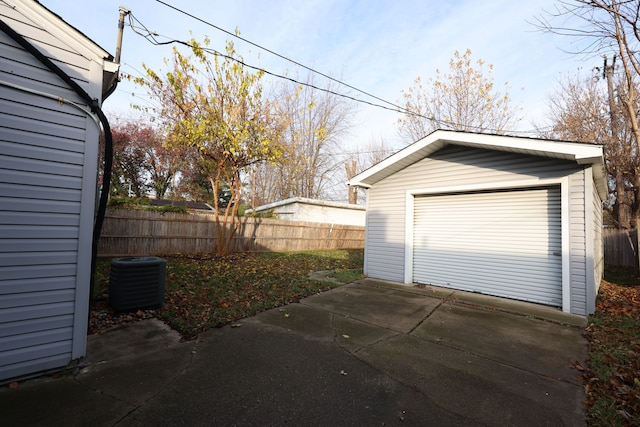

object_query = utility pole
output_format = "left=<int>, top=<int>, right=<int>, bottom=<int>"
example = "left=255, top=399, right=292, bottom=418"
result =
left=115, top=6, right=131, bottom=65
left=604, top=56, right=619, bottom=141
left=603, top=55, right=631, bottom=229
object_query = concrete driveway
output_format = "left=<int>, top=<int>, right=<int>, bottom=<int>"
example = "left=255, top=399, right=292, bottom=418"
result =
left=1, top=279, right=587, bottom=426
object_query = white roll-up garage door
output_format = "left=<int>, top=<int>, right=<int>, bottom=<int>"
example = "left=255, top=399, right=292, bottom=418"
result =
left=413, top=186, right=562, bottom=306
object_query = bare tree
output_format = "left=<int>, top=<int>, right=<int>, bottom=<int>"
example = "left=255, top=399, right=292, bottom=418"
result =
left=344, top=160, right=358, bottom=204
left=536, top=0, right=640, bottom=222
left=344, top=137, right=395, bottom=205
left=246, top=161, right=280, bottom=208
left=397, top=49, right=521, bottom=143
left=357, top=136, right=393, bottom=169
left=248, top=73, right=355, bottom=205
left=543, top=70, right=637, bottom=227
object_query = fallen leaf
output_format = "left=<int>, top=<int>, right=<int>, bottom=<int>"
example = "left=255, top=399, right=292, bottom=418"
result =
left=572, top=361, right=585, bottom=371
left=9, top=382, right=18, bottom=389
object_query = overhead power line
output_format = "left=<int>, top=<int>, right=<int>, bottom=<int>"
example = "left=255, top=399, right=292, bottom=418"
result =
left=153, top=0, right=406, bottom=113
left=126, top=13, right=427, bottom=118
left=127, top=3, right=540, bottom=137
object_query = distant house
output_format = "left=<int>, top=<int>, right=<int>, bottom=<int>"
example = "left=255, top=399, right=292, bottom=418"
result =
left=348, top=130, right=606, bottom=316
left=0, top=1, right=118, bottom=382
left=246, top=197, right=366, bottom=226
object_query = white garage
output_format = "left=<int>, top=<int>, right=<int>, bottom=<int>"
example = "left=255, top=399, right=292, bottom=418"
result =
left=348, top=130, right=606, bottom=316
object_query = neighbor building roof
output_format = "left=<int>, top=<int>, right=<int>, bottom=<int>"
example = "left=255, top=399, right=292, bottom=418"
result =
left=246, top=197, right=365, bottom=214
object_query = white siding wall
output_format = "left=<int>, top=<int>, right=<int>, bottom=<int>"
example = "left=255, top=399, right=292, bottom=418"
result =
left=0, top=5, right=100, bottom=381
left=365, top=145, right=590, bottom=314
left=273, top=203, right=366, bottom=226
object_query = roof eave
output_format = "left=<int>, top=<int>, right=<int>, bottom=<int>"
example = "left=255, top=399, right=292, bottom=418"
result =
left=348, top=130, right=606, bottom=193
left=11, top=0, right=119, bottom=100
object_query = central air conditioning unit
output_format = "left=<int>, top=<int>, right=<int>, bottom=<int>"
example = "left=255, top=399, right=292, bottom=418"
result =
left=109, top=256, right=166, bottom=311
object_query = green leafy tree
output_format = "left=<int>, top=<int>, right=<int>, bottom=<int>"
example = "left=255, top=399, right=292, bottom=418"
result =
left=136, top=39, right=284, bottom=255
left=398, top=49, right=521, bottom=143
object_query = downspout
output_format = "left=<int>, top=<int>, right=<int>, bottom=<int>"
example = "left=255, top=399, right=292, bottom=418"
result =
left=0, top=18, right=117, bottom=305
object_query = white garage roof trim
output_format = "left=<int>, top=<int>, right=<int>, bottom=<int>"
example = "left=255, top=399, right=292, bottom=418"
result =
left=348, top=130, right=607, bottom=200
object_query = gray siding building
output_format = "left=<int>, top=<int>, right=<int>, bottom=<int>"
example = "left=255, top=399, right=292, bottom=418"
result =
left=349, top=130, right=606, bottom=316
left=0, top=0, right=118, bottom=381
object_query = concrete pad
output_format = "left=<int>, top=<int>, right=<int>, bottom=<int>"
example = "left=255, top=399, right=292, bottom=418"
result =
left=0, top=376, right=133, bottom=427
left=244, top=303, right=336, bottom=342
left=246, top=303, right=400, bottom=353
left=77, top=343, right=194, bottom=407
left=301, top=282, right=442, bottom=333
left=332, top=314, right=400, bottom=353
left=356, top=334, right=585, bottom=426
left=86, top=318, right=182, bottom=365
left=125, top=322, right=477, bottom=426
left=448, top=290, right=588, bottom=327
left=412, top=302, right=587, bottom=383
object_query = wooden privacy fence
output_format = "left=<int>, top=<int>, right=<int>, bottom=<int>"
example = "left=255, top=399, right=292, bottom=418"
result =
left=98, top=209, right=365, bottom=256
left=603, top=228, right=638, bottom=269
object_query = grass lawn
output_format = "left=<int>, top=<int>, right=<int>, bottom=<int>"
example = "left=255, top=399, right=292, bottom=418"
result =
left=584, top=268, right=640, bottom=426
left=92, top=249, right=364, bottom=340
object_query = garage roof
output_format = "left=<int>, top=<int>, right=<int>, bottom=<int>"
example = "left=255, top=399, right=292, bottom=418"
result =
left=348, top=130, right=607, bottom=199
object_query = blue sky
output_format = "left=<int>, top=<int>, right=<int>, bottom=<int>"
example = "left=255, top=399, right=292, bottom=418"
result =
left=43, top=0, right=590, bottom=150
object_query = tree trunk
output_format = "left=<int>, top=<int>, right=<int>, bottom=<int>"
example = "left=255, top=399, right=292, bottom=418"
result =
left=612, top=9, right=640, bottom=228
left=345, top=160, right=358, bottom=204
left=616, top=169, right=630, bottom=228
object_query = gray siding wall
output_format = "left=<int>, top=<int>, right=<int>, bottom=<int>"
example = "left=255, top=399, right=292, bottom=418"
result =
left=593, top=181, right=604, bottom=284
left=0, top=5, right=100, bottom=381
left=364, top=145, right=589, bottom=313
left=590, top=170, right=604, bottom=314
left=569, top=171, right=587, bottom=315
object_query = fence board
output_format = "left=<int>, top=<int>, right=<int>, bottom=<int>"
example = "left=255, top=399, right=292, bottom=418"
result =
left=603, top=228, right=638, bottom=269
left=98, top=209, right=365, bottom=256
